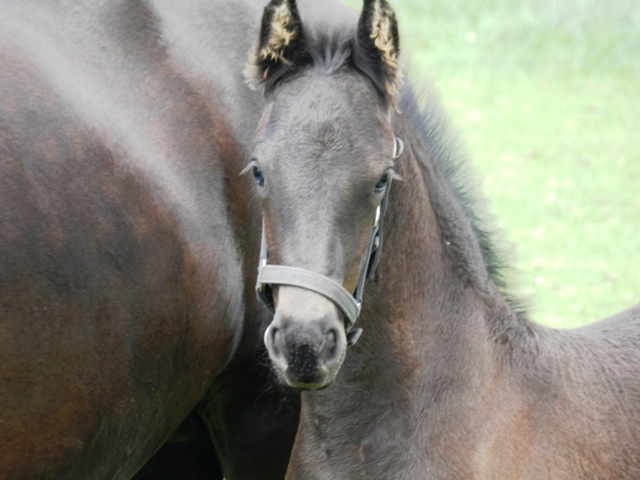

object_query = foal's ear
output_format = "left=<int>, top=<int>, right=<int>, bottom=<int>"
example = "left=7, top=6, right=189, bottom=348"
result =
left=353, top=0, right=403, bottom=108
left=246, top=0, right=311, bottom=93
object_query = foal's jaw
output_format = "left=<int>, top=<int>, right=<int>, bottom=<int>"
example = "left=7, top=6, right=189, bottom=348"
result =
left=264, top=287, right=348, bottom=390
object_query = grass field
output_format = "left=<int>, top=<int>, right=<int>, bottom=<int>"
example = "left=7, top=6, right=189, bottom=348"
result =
left=346, top=0, right=640, bottom=328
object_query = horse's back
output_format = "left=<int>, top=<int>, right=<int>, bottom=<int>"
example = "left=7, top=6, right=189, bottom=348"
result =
left=516, top=304, right=640, bottom=478
left=571, top=302, right=640, bottom=393
left=577, top=302, right=640, bottom=339
left=576, top=302, right=640, bottom=438
left=0, top=2, right=247, bottom=477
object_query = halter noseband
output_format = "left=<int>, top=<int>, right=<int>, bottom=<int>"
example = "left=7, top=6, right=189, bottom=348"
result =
left=256, top=137, right=404, bottom=346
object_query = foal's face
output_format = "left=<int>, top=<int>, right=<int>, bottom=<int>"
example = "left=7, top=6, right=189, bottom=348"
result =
left=251, top=71, right=395, bottom=389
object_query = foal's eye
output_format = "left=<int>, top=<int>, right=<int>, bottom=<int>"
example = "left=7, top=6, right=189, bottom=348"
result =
left=252, top=165, right=265, bottom=187
left=241, top=159, right=266, bottom=188
left=374, top=172, right=391, bottom=193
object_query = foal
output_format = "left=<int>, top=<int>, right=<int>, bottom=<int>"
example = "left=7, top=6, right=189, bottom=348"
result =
left=246, top=0, right=640, bottom=478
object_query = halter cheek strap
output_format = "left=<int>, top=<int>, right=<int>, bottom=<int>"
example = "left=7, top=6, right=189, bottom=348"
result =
left=256, top=137, right=403, bottom=345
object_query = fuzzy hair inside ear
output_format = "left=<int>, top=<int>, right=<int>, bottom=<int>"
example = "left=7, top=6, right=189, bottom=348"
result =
left=245, top=0, right=312, bottom=93
left=353, top=0, right=403, bottom=108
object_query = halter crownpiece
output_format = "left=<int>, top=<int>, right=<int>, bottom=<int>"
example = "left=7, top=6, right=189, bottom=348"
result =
left=256, top=136, right=404, bottom=346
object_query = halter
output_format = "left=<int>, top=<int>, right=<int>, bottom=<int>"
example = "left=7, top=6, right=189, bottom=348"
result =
left=256, top=137, right=404, bottom=346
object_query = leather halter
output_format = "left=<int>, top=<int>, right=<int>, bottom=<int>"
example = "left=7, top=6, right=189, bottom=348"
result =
left=256, top=137, right=404, bottom=345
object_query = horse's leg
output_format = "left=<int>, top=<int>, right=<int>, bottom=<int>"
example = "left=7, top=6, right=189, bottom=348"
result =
left=132, top=416, right=223, bottom=480
left=133, top=422, right=223, bottom=480
left=200, top=359, right=300, bottom=480
left=132, top=437, right=223, bottom=480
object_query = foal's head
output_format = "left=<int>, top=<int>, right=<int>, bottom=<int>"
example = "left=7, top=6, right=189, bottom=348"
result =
left=246, top=0, right=402, bottom=389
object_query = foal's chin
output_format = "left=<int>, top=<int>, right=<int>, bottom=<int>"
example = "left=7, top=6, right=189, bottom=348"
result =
left=273, top=364, right=337, bottom=391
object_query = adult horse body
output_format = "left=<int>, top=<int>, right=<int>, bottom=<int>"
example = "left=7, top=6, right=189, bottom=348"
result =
left=0, top=1, right=300, bottom=478
left=245, top=0, right=640, bottom=479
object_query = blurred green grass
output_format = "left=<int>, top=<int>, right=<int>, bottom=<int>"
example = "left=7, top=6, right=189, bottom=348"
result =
left=346, top=0, right=640, bottom=328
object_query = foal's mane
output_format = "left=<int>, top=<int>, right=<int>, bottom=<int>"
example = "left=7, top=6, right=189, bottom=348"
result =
left=283, top=14, right=528, bottom=317
left=398, top=84, right=528, bottom=317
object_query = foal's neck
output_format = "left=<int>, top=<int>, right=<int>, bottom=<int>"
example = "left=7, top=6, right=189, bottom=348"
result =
left=380, top=115, right=522, bottom=349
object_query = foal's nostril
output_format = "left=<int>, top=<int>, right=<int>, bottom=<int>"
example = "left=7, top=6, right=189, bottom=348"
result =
left=324, top=328, right=339, bottom=362
left=269, top=325, right=281, bottom=357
